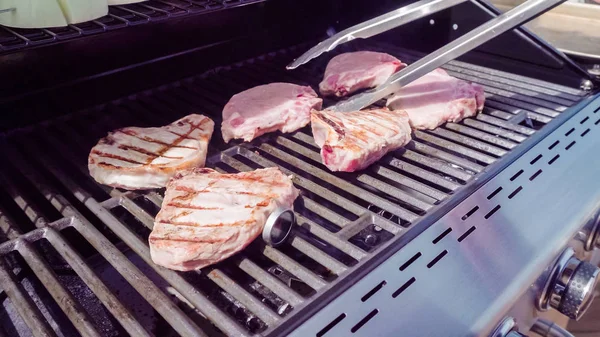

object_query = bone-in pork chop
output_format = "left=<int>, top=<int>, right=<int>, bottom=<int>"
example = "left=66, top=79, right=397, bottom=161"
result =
left=88, top=114, right=214, bottom=190
left=149, top=167, right=299, bottom=271
left=386, top=68, right=485, bottom=130
left=319, top=51, right=405, bottom=97
left=311, top=107, right=412, bottom=172
left=221, top=83, right=322, bottom=143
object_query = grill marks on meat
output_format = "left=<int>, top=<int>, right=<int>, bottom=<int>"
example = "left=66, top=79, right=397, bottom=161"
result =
left=311, top=107, right=412, bottom=172
left=149, top=167, right=299, bottom=271
left=88, top=114, right=214, bottom=190
left=386, top=68, right=485, bottom=130
left=221, top=82, right=323, bottom=143
left=319, top=51, right=406, bottom=97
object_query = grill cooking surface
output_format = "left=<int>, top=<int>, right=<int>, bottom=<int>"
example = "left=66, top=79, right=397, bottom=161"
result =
left=0, top=41, right=587, bottom=336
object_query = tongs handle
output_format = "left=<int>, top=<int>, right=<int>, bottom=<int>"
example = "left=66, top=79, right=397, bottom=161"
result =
left=330, top=0, right=566, bottom=113
left=286, top=0, right=468, bottom=70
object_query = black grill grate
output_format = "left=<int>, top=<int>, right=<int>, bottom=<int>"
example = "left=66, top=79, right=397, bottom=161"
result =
left=0, top=41, right=587, bottom=336
left=0, top=0, right=265, bottom=53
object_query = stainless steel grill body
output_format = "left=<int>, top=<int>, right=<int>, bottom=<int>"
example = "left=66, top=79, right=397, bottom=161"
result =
left=0, top=39, right=593, bottom=337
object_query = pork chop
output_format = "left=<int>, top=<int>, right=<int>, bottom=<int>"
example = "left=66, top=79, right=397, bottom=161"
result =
left=319, top=51, right=406, bottom=97
left=221, top=83, right=323, bottom=143
left=149, top=167, right=299, bottom=271
left=386, top=68, right=485, bottom=130
left=311, top=107, right=412, bottom=172
left=88, top=114, right=214, bottom=190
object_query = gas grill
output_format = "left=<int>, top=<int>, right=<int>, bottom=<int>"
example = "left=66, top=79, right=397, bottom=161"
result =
left=1, top=0, right=600, bottom=336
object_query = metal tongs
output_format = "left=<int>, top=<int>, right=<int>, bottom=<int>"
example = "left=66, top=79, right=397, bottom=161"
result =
left=288, top=0, right=566, bottom=113
left=286, top=0, right=469, bottom=70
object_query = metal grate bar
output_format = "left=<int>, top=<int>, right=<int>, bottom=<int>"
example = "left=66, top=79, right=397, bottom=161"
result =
left=289, top=131, right=466, bottom=196
left=450, top=72, right=575, bottom=108
left=272, top=135, right=436, bottom=210
left=485, top=92, right=564, bottom=116
left=220, top=152, right=361, bottom=227
left=382, top=157, right=461, bottom=191
left=220, top=149, right=368, bottom=220
left=118, top=195, right=156, bottom=229
left=475, top=114, right=535, bottom=135
left=251, top=143, right=420, bottom=222
left=427, top=128, right=508, bottom=157
left=0, top=0, right=266, bottom=52
left=415, top=131, right=496, bottom=164
left=401, top=150, right=473, bottom=182
left=236, top=258, right=304, bottom=307
left=14, top=130, right=265, bottom=336
left=295, top=213, right=376, bottom=259
left=0, top=172, right=50, bottom=229
left=16, top=241, right=103, bottom=337
left=42, top=181, right=251, bottom=335
left=486, top=100, right=556, bottom=122
left=207, top=269, right=281, bottom=325
left=460, top=119, right=527, bottom=142
left=6, top=146, right=212, bottom=337
left=444, top=123, right=519, bottom=149
left=485, top=108, right=516, bottom=121
left=354, top=174, right=433, bottom=212
left=261, top=246, right=327, bottom=290
left=0, top=210, right=19, bottom=241
left=216, top=155, right=368, bottom=261
left=371, top=42, right=585, bottom=101
left=439, top=63, right=582, bottom=103
left=0, top=252, right=56, bottom=337
left=218, top=153, right=354, bottom=226
left=408, top=141, right=484, bottom=173
left=44, top=228, right=151, bottom=337
left=288, top=235, right=348, bottom=274
left=369, top=164, right=447, bottom=202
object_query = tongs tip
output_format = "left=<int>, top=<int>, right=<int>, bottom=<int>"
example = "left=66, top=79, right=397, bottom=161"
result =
left=286, top=57, right=308, bottom=70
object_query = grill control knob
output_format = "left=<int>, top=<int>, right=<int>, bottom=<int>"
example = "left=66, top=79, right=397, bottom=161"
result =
left=538, top=248, right=600, bottom=320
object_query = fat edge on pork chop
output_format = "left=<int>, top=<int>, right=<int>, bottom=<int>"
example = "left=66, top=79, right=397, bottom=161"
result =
left=311, top=107, right=412, bottom=172
left=149, top=167, right=300, bottom=271
left=88, top=114, right=214, bottom=190
left=319, top=51, right=406, bottom=97
left=221, top=82, right=323, bottom=143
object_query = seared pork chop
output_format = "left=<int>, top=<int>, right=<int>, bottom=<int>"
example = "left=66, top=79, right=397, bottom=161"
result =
left=149, top=167, right=299, bottom=271
left=319, top=51, right=405, bottom=97
left=386, top=68, right=485, bottom=130
left=311, top=107, right=412, bottom=172
left=88, top=114, right=214, bottom=190
left=221, top=83, right=323, bottom=143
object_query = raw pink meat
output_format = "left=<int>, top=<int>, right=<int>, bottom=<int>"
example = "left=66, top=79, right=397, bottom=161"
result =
left=311, top=107, right=412, bottom=172
left=386, top=68, right=485, bottom=130
left=319, top=51, right=405, bottom=97
left=221, top=83, right=322, bottom=142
